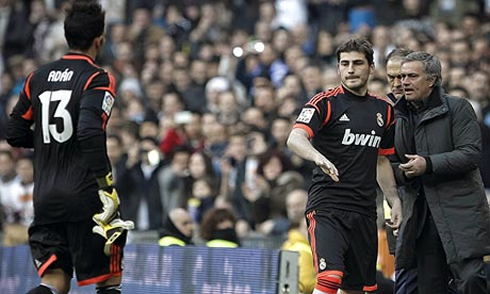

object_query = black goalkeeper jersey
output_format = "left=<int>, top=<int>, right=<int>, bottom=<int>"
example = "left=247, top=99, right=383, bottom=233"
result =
left=7, top=53, right=116, bottom=225
left=293, top=85, right=395, bottom=215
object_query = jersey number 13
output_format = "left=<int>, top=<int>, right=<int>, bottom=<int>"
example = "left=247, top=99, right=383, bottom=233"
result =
left=39, top=90, right=73, bottom=144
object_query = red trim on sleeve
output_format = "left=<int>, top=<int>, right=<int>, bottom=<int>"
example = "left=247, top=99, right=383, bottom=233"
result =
left=386, top=106, right=392, bottom=127
left=307, top=87, right=341, bottom=107
left=378, top=147, right=395, bottom=156
left=389, top=118, right=396, bottom=127
left=293, top=123, right=314, bottom=138
left=106, top=71, right=116, bottom=95
left=307, top=103, right=321, bottom=116
left=323, top=100, right=332, bottom=126
left=93, top=86, right=116, bottom=97
left=83, top=72, right=101, bottom=91
left=308, top=93, right=324, bottom=106
left=38, top=254, right=57, bottom=277
left=388, top=107, right=396, bottom=127
left=306, top=87, right=340, bottom=126
left=101, top=112, right=108, bottom=131
left=21, top=107, right=33, bottom=120
left=363, top=284, right=378, bottom=292
left=23, top=73, right=33, bottom=100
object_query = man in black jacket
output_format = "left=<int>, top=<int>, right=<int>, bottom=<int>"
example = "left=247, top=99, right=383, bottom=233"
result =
left=392, top=51, right=490, bottom=293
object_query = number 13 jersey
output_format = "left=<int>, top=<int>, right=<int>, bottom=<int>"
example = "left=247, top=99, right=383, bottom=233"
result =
left=8, top=53, right=116, bottom=225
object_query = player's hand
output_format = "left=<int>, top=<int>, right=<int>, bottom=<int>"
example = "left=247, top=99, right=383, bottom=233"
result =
left=93, top=172, right=119, bottom=224
left=385, top=197, right=402, bottom=235
left=315, top=156, right=339, bottom=182
left=92, top=216, right=134, bottom=256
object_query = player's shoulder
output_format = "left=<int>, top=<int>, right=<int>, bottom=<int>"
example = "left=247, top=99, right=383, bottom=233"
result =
left=368, top=92, right=394, bottom=107
left=307, top=86, right=343, bottom=106
left=32, top=54, right=104, bottom=79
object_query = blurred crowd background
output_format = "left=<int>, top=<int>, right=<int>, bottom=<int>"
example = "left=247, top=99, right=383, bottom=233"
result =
left=0, top=0, right=490, bottom=279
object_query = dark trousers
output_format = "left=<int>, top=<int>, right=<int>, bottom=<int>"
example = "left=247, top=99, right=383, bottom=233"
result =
left=395, top=268, right=417, bottom=294
left=416, top=213, right=488, bottom=294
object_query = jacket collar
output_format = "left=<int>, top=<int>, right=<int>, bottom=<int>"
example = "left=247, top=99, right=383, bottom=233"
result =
left=394, top=86, right=449, bottom=121
left=387, top=93, right=397, bottom=104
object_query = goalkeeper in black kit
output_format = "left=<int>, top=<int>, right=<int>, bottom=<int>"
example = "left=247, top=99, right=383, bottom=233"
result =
left=6, top=2, right=133, bottom=294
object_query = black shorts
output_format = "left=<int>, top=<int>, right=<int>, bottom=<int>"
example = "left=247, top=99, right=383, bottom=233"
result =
left=306, top=208, right=378, bottom=292
left=28, top=219, right=126, bottom=286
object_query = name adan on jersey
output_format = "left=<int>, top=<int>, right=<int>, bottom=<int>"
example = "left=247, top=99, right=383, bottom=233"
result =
left=47, top=69, right=73, bottom=82
left=341, top=129, right=381, bottom=148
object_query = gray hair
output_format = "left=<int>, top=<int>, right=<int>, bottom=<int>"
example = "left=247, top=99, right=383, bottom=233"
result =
left=403, top=51, right=442, bottom=86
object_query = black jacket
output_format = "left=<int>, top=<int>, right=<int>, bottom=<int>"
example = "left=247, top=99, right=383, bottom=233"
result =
left=391, top=86, right=490, bottom=267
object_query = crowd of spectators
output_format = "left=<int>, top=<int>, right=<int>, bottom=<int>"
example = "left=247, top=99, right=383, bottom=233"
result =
left=0, top=0, right=489, bottom=254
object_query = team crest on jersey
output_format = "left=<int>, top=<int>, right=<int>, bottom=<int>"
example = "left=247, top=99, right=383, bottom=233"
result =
left=297, top=108, right=315, bottom=123
left=376, top=113, right=384, bottom=127
left=319, top=258, right=327, bottom=270
left=102, top=91, right=115, bottom=115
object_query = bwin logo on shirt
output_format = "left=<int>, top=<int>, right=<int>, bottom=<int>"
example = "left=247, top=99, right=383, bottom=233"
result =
left=341, top=129, right=381, bottom=147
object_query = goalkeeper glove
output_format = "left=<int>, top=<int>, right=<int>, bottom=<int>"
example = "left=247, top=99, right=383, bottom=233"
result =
left=93, top=216, right=134, bottom=256
left=93, top=172, right=120, bottom=224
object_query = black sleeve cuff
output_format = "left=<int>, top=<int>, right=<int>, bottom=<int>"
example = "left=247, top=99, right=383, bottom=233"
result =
left=424, top=156, right=433, bottom=174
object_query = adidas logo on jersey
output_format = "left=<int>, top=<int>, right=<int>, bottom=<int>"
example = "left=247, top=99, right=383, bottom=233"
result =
left=341, top=129, right=381, bottom=147
left=339, top=114, right=350, bottom=121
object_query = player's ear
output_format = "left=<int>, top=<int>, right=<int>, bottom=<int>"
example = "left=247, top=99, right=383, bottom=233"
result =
left=429, top=75, right=437, bottom=87
left=94, top=35, right=104, bottom=51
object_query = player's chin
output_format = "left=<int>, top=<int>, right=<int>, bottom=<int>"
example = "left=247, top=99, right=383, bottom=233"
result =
left=393, top=90, right=404, bottom=97
left=345, top=78, right=359, bottom=84
left=346, top=79, right=364, bottom=87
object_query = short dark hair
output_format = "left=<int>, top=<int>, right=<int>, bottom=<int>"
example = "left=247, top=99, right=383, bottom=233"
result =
left=64, top=1, right=105, bottom=50
left=385, top=48, right=414, bottom=66
left=336, top=38, right=374, bottom=65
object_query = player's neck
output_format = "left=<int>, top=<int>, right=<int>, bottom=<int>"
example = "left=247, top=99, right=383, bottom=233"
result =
left=69, top=48, right=96, bottom=61
left=342, top=84, right=368, bottom=97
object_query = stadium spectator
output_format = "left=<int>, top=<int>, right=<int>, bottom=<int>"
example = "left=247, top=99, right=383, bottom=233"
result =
left=187, top=177, right=216, bottom=224
left=0, top=149, right=17, bottom=211
left=200, top=207, right=240, bottom=248
left=158, top=207, right=194, bottom=246
left=157, top=145, right=192, bottom=221
left=281, top=189, right=316, bottom=294
left=255, top=149, right=304, bottom=236
left=1, top=153, right=33, bottom=246
left=119, top=136, right=164, bottom=231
